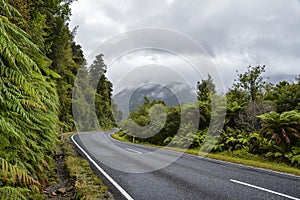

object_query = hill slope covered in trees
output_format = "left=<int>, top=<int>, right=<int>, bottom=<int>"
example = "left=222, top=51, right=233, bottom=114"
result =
left=0, top=0, right=116, bottom=198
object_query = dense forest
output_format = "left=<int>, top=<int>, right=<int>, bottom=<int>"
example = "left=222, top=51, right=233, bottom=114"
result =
left=0, top=0, right=299, bottom=198
left=119, top=65, right=300, bottom=167
left=0, top=0, right=115, bottom=198
left=72, top=53, right=116, bottom=132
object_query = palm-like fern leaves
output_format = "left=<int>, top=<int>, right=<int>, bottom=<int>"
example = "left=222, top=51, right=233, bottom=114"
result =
left=0, top=0, right=59, bottom=198
left=258, top=110, right=300, bottom=145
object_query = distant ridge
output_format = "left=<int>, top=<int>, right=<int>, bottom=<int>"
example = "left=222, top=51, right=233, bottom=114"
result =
left=112, top=82, right=197, bottom=120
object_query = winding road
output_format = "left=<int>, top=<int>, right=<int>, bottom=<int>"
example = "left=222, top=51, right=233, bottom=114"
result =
left=71, top=131, right=300, bottom=200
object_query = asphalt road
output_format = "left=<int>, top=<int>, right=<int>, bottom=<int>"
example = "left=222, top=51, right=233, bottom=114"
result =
left=71, top=131, right=300, bottom=200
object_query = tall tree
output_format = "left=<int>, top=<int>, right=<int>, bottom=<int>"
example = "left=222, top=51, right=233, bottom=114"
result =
left=264, top=79, right=300, bottom=113
left=228, top=65, right=272, bottom=131
left=73, top=65, right=99, bottom=131
left=89, top=54, right=116, bottom=129
left=197, top=74, right=216, bottom=102
left=196, top=74, right=216, bottom=129
left=89, top=54, right=107, bottom=88
left=20, top=0, right=84, bottom=131
left=233, top=65, right=266, bottom=102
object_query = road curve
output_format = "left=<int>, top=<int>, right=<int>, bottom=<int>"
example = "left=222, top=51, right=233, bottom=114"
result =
left=71, top=131, right=300, bottom=200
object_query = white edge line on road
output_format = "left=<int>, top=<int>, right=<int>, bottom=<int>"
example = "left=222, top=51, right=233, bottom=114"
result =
left=71, top=134, right=134, bottom=200
left=189, top=153, right=300, bottom=179
left=230, top=179, right=300, bottom=200
left=126, top=148, right=143, bottom=154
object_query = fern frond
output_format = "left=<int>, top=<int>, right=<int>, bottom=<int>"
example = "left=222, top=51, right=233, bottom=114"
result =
left=0, top=186, right=27, bottom=200
left=0, top=157, right=40, bottom=186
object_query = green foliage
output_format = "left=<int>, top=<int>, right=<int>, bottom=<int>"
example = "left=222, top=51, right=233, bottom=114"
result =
left=227, top=65, right=275, bottom=132
left=95, top=75, right=116, bottom=129
left=290, top=146, right=300, bottom=165
left=117, top=64, right=300, bottom=168
left=0, top=0, right=85, bottom=198
left=0, top=186, right=28, bottom=200
left=169, top=122, right=197, bottom=149
left=258, top=110, right=300, bottom=146
left=226, top=87, right=249, bottom=106
left=197, top=100, right=211, bottom=129
left=7, top=0, right=84, bottom=132
left=89, top=54, right=107, bottom=88
left=197, top=74, right=216, bottom=102
left=224, top=100, right=243, bottom=128
left=91, top=54, right=116, bottom=129
left=73, top=54, right=117, bottom=131
left=0, top=0, right=59, bottom=172
left=47, top=25, right=82, bottom=131
left=196, top=75, right=217, bottom=129
left=257, top=110, right=300, bottom=166
left=233, top=65, right=266, bottom=102
left=264, top=80, right=300, bottom=113
left=0, top=157, right=40, bottom=186
left=18, top=0, right=83, bottom=132
left=72, top=66, right=99, bottom=131
left=201, top=135, right=220, bottom=153
left=62, top=133, right=112, bottom=200
left=121, top=97, right=169, bottom=144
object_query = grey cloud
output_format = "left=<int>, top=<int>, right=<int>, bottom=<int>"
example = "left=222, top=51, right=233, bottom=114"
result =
left=70, top=0, right=300, bottom=89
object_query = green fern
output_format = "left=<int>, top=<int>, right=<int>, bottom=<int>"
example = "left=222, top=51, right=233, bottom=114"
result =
left=258, top=110, right=300, bottom=145
left=0, top=0, right=59, bottom=197
left=0, top=186, right=28, bottom=200
left=0, top=157, right=40, bottom=186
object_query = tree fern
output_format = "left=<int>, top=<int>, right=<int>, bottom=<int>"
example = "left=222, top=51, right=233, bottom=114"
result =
left=258, top=110, right=300, bottom=145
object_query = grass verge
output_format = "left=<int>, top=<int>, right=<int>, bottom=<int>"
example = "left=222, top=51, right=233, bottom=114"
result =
left=111, top=133, right=300, bottom=176
left=61, top=132, right=113, bottom=200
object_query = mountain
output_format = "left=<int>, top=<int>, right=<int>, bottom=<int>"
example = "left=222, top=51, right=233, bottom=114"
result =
left=112, top=82, right=197, bottom=120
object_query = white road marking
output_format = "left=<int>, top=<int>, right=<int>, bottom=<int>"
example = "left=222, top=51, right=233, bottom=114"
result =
left=71, top=134, right=134, bottom=200
left=126, top=148, right=143, bottom=154
left=230, top=179, right=300, bottom=200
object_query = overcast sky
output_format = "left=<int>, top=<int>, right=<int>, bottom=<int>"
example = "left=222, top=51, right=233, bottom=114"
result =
left=70, top=0, right=300, bottom=92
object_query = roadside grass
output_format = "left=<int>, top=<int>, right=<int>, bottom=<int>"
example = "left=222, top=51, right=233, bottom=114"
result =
left=111, top=133, right=300, bottom=176
left=61, top=132, right=113, bottom=200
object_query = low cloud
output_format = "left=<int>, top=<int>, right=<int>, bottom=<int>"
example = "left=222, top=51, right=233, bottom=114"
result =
left=70, top=0, right=300, bottom=89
